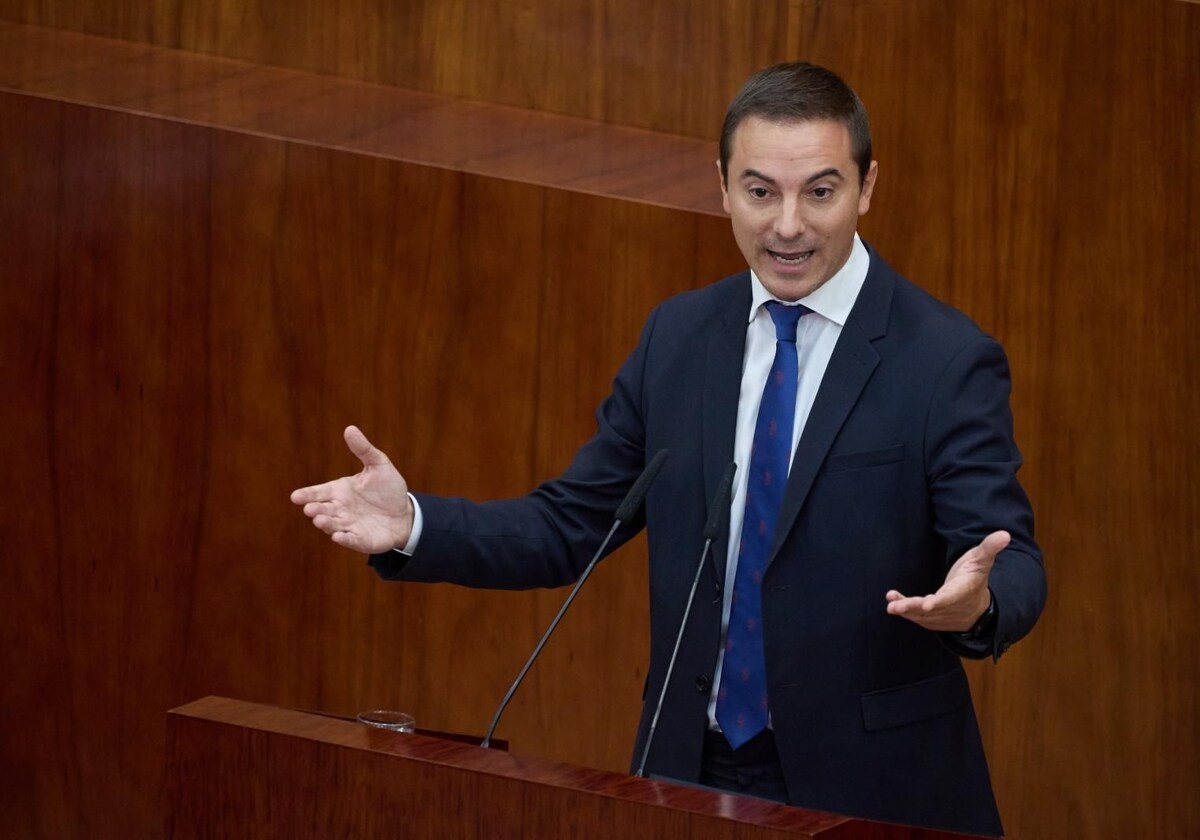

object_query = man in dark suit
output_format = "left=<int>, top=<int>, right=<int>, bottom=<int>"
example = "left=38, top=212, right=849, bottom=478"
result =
left=292, top=63, right=1045, bottom=836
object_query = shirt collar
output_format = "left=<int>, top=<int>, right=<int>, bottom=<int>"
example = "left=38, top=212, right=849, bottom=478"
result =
left=747, top=234, right=870, bottom=326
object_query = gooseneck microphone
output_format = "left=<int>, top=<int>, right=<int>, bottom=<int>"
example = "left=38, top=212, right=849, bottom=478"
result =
left=635, top=460, right=737, bottom=777
left=480, top=449, right=669, bottom=748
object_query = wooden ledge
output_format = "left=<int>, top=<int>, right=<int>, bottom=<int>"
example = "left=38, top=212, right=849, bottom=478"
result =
left=168, top=697, right=879, bottom=837
left=0, top=22, right=725, bottom=216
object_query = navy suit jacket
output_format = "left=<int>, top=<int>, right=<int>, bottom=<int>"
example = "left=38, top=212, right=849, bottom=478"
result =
left=372, top=246, right=1045, bottom=836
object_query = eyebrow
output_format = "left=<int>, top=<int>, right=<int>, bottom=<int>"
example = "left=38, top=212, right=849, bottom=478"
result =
left=739, top=167, right=845, bottom=186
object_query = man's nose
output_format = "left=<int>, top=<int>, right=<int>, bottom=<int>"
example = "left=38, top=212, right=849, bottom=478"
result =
left=773, top=196, right=807, bottom=241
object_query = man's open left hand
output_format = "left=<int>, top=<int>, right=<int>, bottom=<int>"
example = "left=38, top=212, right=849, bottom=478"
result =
left=884, top=531, right=1010, bottom=632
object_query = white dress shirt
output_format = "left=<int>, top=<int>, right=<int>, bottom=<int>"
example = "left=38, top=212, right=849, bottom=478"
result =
left=706, top=234, right=870, bottom=728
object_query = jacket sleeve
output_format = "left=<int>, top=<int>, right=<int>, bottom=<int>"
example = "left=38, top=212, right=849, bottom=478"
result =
left=924, top=335, right=1047, bottom=660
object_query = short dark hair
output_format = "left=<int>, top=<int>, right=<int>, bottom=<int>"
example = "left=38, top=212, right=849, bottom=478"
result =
left=719, top=63, right=873, bottom=186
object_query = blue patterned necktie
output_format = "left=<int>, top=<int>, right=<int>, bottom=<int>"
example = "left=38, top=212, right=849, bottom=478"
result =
left=716, top=300, right=808, bottom=749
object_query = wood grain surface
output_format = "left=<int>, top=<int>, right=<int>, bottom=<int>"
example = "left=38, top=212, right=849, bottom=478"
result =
left=168, top=697, right=927, bottom=839
left=0, top=22, right=726, bottom=215
left=0, top=0, right=790, bottom=138
left=0, top=1, right=1198, bottom=838
left=163, top=696, right=980, bottom=839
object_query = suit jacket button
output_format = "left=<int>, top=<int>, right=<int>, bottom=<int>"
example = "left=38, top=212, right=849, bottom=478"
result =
left=695, top=674, right=712, bottom=693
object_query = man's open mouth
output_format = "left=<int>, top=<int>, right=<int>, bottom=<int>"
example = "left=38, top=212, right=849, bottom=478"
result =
left=768, top=249, right=814, bottom=265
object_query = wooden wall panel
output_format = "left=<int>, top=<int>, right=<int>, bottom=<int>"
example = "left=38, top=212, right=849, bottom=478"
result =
left=0, top=20, right=727, bottom=216
left=0, top=89, right=746, bottom=837
left=0, top=94, right=216, bottom=835
left=0, top=0, right=791, bottom=138
left=0, top=92, right=69, bottom=840
left=53, top=107, right=214, bottom=837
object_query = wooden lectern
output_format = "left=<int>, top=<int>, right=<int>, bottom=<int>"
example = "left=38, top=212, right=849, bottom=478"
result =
left=165, top=697, right=977, bottom=838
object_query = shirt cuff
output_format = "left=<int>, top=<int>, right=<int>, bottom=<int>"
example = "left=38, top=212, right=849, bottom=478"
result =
left=393, top=493, right=423, bottom=555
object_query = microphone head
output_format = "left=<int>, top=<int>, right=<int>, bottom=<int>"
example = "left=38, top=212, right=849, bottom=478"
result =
left=614, top=449, right=668, bottom=524
left=703, top=461, right=738, bottom=541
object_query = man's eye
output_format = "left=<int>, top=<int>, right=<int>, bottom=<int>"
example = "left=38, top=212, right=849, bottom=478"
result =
left=812, top=187, right=833, bottom=199
left=749, top=187, right=770, bottom=199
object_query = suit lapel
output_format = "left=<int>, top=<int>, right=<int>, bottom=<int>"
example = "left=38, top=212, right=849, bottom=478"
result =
left=703, top=274, right=751, bottom=590
left=768, top=251, right=895, bottom=564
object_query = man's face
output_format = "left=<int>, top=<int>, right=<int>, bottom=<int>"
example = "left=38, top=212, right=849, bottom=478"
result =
left=719, top=117, right=878, bottom=301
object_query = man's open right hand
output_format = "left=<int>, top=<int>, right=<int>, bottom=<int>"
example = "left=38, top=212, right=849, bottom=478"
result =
left=290, top=425, right=413, bottom=555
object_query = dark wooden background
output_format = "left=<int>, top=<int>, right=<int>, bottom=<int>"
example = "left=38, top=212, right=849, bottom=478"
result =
left=0, top=1, right=1196, bottom=837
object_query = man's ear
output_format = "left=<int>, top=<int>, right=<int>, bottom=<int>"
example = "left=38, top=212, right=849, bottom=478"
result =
left=717, top=159, right=731, bottom=214
left=858, top=160, right=879, bottom=216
